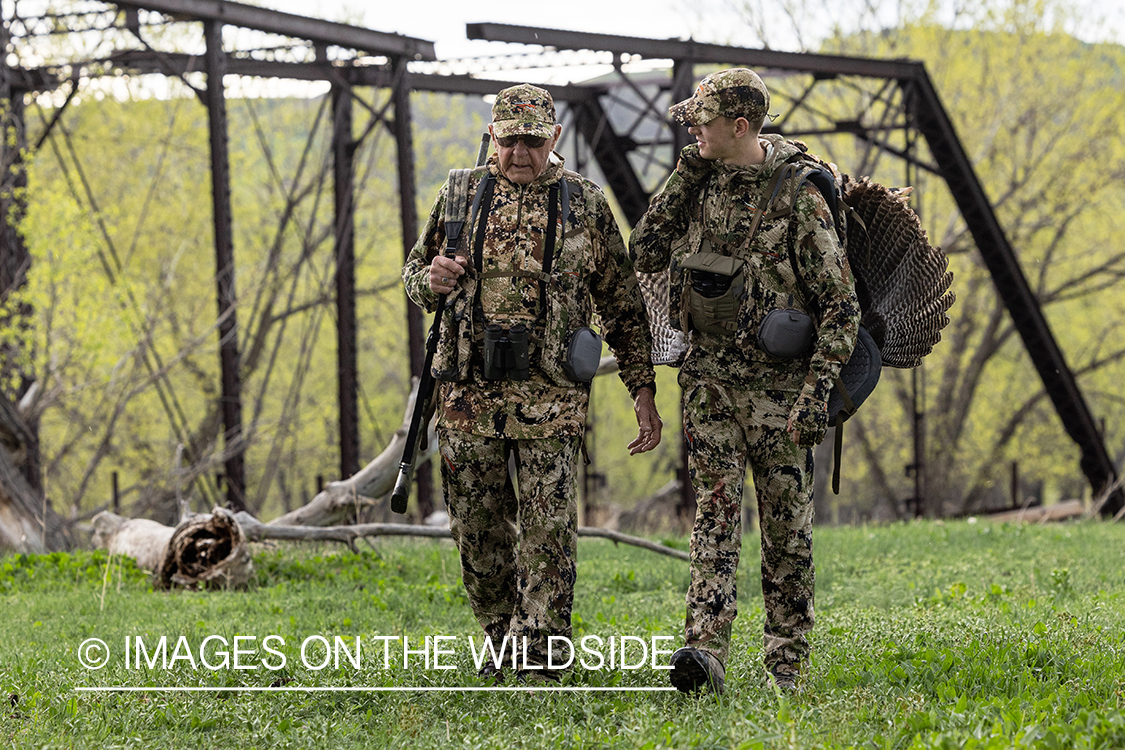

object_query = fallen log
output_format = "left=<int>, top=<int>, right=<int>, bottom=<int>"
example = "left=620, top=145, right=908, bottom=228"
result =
left=268, top=378, right=437, bottom=527
left=237, top=512, right=689, bottom=561
left=92, top=508, right=253, bottom=588
left=91, top=512, right=175, bottom=571
left=157, top=508, right=253, bottom=589
left=984, top=498, right=1084, bottom=524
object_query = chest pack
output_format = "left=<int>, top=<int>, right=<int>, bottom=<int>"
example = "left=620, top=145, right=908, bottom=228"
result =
left=440, top=168, right=602, bottom=385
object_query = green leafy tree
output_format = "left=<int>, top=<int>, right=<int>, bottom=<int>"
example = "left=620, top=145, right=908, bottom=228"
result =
left=8, top=78, right=483, bottom=523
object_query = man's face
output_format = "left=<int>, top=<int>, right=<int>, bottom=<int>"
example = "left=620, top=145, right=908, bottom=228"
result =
left=689, top=116, right=741, bottom=161
left=490, top=124, right=561, bottom=185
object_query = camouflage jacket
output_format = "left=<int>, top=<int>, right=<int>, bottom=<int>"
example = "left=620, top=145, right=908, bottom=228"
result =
left=403, top=153, right=655, bottom=439
left=631, top=134, right=860, bottom=392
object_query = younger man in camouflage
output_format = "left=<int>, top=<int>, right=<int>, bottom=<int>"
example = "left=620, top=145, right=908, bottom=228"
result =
left=631, top=69, right=861, bottom=693
left=403, top=84, right=662, bottom=683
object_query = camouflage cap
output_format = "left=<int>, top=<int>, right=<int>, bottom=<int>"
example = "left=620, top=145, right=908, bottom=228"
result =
left=491, top=83, right=557, bottom=140
left=669, top=68, right=770, bottom=126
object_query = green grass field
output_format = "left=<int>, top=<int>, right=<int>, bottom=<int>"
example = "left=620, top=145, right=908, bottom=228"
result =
left=2, top=519, right=1124, bottom=748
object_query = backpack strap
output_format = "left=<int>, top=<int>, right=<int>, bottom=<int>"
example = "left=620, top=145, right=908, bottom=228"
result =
left=469, top=171, right=495, bottom=264
left=735, top=161, right=801, bottom=253
left=443, top=168, right=475, bottom=255
left=795, top=167, right=845, bottom=242
left=541, top=182, right=561, bottom=305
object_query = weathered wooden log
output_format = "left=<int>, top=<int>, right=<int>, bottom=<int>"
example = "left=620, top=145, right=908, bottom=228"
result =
left=91, top=511, right=175, bottom=570
left=157, top=508, right=253, bottom=589
left=984, top=498, right=1085, bottom=523
left=238, top=512, right=689, bottom=561
left=92, top=508, right=253, bottom=588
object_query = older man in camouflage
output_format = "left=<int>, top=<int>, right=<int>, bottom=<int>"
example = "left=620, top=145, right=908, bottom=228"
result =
left=403, top=84, right=662, bottom=684
left=631, top=69, right=860, bottom=693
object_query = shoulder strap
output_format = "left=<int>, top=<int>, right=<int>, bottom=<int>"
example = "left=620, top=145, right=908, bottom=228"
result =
left=735, top=161, right=802, bottom=253
left=792, top=166, right=845, bottom=243
left=443, top=168, right=475, bottom=255
left=539, top=182, right=561, bottom=310
left=471, top=174, right=496, bottom=274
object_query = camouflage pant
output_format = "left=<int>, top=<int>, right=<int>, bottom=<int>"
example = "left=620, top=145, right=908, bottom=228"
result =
left=679, top=373, right=815, bottom=675
left=437, top=425, right=580, bottom=672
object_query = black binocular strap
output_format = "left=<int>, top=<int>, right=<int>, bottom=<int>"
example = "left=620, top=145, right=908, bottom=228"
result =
left=540, top=182, right=560, bottom=307
left=471, top=175, right=497, bottom=274
left=468, top=177, right=565, bottom=342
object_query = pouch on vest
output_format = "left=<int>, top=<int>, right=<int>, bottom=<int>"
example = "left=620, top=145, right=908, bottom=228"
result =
left=678, top=252, right=745, bottom=336
left=562, top=326, right=602, bottom=384
left=758, top=308, right=815, bottom=359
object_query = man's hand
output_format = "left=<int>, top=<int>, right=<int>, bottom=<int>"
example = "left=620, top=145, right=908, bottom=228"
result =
left=429, top=254, right=468, bottom=294
left=627, top=387, right=663, bottom=455
left=786, top=380, right=830, bottom=448
left=674, top=143, right=711, bottom=184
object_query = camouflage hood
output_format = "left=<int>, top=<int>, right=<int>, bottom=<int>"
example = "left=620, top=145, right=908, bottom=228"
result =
left=715, top=133, right=806, bottom=176
left=758, top=134, right=807, bottom=171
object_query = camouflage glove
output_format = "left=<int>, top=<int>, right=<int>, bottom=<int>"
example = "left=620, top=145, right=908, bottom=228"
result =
left=674, top=143, right=711, bottom=184
left=786, top=379, right=831, bottom=448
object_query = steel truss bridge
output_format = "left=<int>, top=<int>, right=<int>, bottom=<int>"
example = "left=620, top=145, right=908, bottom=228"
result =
left=2, top=1, right=1119, bottom=518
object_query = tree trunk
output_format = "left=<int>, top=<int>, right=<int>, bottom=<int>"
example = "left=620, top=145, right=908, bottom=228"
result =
left=0, top=397, right=72, bottom=552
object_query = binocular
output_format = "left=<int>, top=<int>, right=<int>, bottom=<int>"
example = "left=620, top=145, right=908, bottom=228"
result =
left=482, top=324, right=530, bottom=381
left=690, top=269, right=734, bottom=298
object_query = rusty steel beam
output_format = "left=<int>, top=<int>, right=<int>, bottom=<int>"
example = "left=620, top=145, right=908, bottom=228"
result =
left=568, top=94, right=649, bottom=226
left=203, top=19, right=246, bottom=511
left=103, top=51, right=606, bottom=103
left=1, top=15, right=42, bottom=492
left=466, top=23, right=919, bottom=79
left=112, top=0, right=435, bottom=58
left=903, top=71, right=1123, bottom=516
left=332, top=79, right=359, bottom=480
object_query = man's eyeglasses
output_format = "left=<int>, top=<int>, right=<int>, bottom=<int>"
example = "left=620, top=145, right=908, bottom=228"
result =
left=495, top=134, right=548, bottom=148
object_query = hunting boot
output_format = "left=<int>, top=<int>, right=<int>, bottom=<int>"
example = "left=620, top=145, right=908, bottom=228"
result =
left=769, top=661, right=802, bottom=691
left=669, top=646, right=725, bottom=695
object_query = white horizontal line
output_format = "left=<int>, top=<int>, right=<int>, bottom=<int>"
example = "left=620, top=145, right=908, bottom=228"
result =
left=75, top=686, right=677, bottom=693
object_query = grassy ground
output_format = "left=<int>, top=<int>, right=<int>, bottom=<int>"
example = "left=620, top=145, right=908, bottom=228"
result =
left=2, top=519, right=1124, bottom=748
